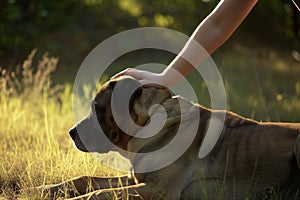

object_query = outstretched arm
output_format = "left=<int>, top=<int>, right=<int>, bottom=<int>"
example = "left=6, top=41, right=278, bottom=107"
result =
left=113, top=0, right=258, bottom=87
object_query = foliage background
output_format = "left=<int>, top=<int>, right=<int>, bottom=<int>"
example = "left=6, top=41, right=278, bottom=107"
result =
left=1, top=0, right=299, bottom=121
left=1, top=0, right=299, bottom=69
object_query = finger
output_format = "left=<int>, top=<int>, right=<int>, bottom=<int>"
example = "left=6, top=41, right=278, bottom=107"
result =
left=113, top=68, right=145, bottom=80
left=111, top=68, right=143, bottom=80
left=111, top=68, right=132, bottom=79
left=125, top=69, right=144, bottom=80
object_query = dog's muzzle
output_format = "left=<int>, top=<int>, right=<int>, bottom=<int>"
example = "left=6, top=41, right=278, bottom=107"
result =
left=69, top=127, right=89, bottom=152
left=69, top=127, right=78, bottom=141
left=69, top=127, right=77, bottom=141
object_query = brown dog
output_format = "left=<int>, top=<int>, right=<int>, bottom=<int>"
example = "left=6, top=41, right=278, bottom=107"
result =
left=43, top=76, right=300, bottom=200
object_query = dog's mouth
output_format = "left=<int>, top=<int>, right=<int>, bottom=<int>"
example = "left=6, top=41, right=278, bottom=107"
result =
left=69, top=128, right=89, bottom=152
left=71, top=140, right=89, bottom=152
left=69, top=126, right=112, bottom=153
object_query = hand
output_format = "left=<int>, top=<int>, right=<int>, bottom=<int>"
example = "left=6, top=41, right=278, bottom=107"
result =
left=111, top=68, right=167, bottom=88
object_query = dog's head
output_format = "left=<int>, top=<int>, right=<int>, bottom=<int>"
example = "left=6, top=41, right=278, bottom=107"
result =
left=69, top=76, right=173, bottom=154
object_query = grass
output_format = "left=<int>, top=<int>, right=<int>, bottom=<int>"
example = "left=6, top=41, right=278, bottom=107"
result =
left=217, top=46, right=300, bottom=122
left=0, top=47, right=299, bottom=199
left=0, top=50, right=126, bottom=199
left=189, top=46, right=300, bottom=122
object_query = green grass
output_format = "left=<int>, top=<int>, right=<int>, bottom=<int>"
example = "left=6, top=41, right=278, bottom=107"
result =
left=188, top=46, right=300, bottom=122
left=0, top=47, right=299, bottom=199
left=217, top=47, right=300, bottom=122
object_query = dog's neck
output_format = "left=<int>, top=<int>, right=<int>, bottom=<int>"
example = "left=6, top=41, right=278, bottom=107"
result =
left=110, top=87, right=213, bottom=172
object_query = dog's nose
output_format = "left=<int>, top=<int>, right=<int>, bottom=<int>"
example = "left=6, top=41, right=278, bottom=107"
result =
left=69, top=127, right=77, bottom=140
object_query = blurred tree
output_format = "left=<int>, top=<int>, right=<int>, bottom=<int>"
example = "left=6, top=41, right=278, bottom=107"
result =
left=248, top=0, right=299, bottom=46
left=0, top=0, right=84, bottom=66
left=0, top=0, right=298, bottom=68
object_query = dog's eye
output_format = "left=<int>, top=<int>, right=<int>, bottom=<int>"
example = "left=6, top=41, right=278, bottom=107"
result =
left=109, top=116, right=114, bottom=123
left=111, top=131, right=117, bottom=139
left=109, top=131, right=119, bottom=143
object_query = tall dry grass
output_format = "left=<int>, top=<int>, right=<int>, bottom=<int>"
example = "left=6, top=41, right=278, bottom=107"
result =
left=0, top=50, right=123, bottom=199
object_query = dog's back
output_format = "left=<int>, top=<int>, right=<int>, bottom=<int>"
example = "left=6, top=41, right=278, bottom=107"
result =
left=182, top=108, right=300, bottom=199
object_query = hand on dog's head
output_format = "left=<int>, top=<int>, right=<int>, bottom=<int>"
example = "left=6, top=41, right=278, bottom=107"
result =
left=70, top=76, right=173, bottom=154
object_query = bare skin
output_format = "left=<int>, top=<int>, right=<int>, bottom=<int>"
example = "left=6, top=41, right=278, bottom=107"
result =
left=112, top=0, right=258, bottom=87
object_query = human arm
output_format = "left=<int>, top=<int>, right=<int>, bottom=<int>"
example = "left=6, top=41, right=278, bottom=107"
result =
left=113, top=0, right=258, bottom=87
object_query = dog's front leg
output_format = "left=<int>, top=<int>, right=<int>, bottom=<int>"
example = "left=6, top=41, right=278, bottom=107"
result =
left=65, top=183, right=146, bottom=200
left=65, top=182, right=164, bottom=200
left=133, top=182, right=174, bottom=200
left=35, top=175, right=136, bottom=198
left=69, top=175, right=137, bottom=193
left=33, top=176, right=92, bottom=198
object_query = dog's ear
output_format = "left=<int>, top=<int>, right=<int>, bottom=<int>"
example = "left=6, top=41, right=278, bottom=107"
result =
left=110, top=76, right=142, bottom=116
left=132, top=87, right=173, bottom=126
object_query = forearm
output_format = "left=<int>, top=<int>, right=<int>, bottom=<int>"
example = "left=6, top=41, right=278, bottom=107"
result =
left=113, top=0, right=258, bottom=88
left=162, top=0, right=258, bottom=85
left=161, top=16, right=230, bottom=85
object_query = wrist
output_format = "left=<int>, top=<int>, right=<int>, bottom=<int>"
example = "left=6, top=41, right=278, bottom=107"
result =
left=160, top=67, right=184, bottom=87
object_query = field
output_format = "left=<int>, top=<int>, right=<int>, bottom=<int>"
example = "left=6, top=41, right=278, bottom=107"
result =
left=0, top=50, right=130, bottom=199
left=0, top=47, right=299, bottom=199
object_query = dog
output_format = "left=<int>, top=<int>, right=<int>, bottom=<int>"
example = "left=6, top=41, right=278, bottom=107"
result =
left=42, top=76, right=300, bottom=199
